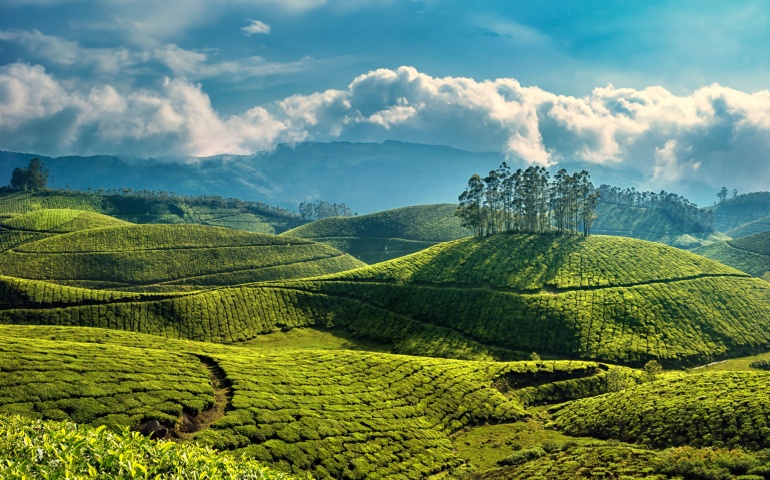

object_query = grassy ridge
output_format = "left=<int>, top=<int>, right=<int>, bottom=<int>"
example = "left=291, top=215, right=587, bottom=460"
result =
left=693, top=230, right=770, bottom=277
left=282, top=204, right=471, bottom=263
left=552, top=371, right=770, bottom=451
left=0, top=224, right=366, bottom=289
left=0, top=324, right=614, bottom=479
left=1, top=415, right=292, bottom=479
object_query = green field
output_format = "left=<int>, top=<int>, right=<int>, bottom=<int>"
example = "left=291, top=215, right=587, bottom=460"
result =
left=282, top=204, right=471, bottom=263
left=711, top=192, right=770, bottom=236
left=0, top=223, right=365, bottom=290
left=693, top=230, right=770, bottom=277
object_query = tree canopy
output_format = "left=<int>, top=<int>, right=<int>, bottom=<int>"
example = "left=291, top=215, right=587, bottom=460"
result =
left=455, top=164, right=600, bottom=237
left=10, top=158, right=48, bottom=190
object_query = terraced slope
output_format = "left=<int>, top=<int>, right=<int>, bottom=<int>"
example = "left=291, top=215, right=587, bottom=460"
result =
left=281, top=204, right=471, bottom=263
left=693, top=230, right=770, bottom=278
left=711, top=192, right=770, bottom=236
left=593, top=203, right=724, bottom=248
left=0, top=208, right=130, bottom=252
left=0, top=324, right=614, bottom=479
left=0, top=190, right=302, bottom=234
left=0, top=224, right=365, bottom=290
left=3, top=234, right=770, bottom=366
left=552, top=371, right=770, bottom=450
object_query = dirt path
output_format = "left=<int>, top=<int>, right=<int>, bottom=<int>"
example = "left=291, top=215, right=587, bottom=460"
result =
left=173, top=355, right=233, bottom=439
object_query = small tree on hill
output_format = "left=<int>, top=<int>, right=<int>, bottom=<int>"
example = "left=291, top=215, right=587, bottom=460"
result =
left=643, top=360, right=663, bottom=381
left=10, top=158, right=48, bottom=190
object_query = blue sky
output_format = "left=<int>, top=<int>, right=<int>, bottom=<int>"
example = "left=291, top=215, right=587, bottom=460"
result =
left=2, top=0, right=770, bottom=193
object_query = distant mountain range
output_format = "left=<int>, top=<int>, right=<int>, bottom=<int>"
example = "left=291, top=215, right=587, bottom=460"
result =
left=0, top=141, right=716, bottom=214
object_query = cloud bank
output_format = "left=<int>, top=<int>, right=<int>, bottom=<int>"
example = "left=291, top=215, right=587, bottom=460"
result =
left=2, top=63, right=769, bottom=193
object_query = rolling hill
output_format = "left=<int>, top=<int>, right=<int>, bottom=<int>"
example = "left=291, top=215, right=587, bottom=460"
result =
left=2, top=233, right=770, bottom=366
left=710, top=192, right=770, bottom=237
left=0, top=208, right=130, bottom=252
left=693, top=230, right=770, bottom=278
left=0, top=190, right=302, bottom=234
left=0, top=223, right=366, bottom=290
left=281, top=204, right=472, bottom=263
left=592, top=202, right=727, bottom=248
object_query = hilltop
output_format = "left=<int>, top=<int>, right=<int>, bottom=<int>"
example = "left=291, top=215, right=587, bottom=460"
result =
left=3, top=233, right=770, bottom=366
left=0, top=223, right=365, bottom=290
left=693, top=230, right=770, bottom=278
left=282, top=204, right=472, bottom=263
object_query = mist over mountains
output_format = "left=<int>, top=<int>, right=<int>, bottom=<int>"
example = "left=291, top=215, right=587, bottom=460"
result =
left=1, top=141, right=716, bottom=214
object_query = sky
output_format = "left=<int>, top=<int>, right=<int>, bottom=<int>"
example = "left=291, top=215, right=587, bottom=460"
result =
left=2, top=0, right=770, bottom=195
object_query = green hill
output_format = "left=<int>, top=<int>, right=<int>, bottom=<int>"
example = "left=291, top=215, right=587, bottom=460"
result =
left=693, top=230, right=770, bottom=278
left=592, top=203, right=725, bottom=248
left=0, top=224, right=365, bottom=290
left=0, top=190, right=302, bottom=234
left=552, top=371, right=770, bottom=450
left=281, top=204, right=472, bottom=263
left=0, top=324, right=615, bottom=479
left=711, top=192, right=770, bottom=236
left=0, top=208, right=130, bottom=252
left=3, top=234, right=770, bottom=366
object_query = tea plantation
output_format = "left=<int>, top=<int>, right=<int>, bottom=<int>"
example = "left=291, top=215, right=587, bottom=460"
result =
left=0, top=223, right=365, bottom=290
left=592, top=202, right=724, bottom=249
left=0, top=190, right=302, bottom=234
left=552, top=371, right=770, bottom=450
left=0, top=324, right=620, bottom=479
left=282, top=204, right=472, bottom=263
left=694, top=230, right=770, bottom=278
left=2, top=233, right=770, bottom=366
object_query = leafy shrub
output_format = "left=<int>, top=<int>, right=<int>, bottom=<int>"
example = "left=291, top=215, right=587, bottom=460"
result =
left=654, top=446, right=760, bottom=480
left=0, top=415, right=291, bottom=479
left=498, top=447, right=547, bottom=466
left=749, top=360, right=770, bottom=371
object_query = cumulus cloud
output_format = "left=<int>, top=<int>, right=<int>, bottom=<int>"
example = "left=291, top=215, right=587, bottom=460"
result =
left=242, top=20, right=271, bottom=35
left=2, top=63, right=770, bottom=194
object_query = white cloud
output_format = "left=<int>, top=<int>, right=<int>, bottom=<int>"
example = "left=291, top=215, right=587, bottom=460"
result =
left=242, top=20, right=271, bottom=35
left=2, top=63, right=770, bottom=195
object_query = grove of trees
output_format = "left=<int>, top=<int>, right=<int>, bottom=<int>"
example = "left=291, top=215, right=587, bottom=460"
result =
left=10, top=158, right=48, bottom=190
left=455, top=164, right=600, bottom=237
left=298, top=200, right=356, bottom=221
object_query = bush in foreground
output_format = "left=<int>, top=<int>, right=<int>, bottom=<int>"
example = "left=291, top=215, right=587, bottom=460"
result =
left=0, top=415, right=293, bottom=479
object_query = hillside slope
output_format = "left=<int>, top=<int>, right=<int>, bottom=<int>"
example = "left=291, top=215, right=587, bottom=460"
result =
left=0, top=224, right=365, bottom=290
left=0, top=208, right=130, bottom=252
left=0, top=190, right=301, bottom=234
left=2, top=234, right=769, bottom=366
left=710, top=192, right=770, bottom=236
left=693, top=230, right=770, bottom=277
left=592, top=203, right=725, bottom=248
left=282, top=204, right=471, bottom=263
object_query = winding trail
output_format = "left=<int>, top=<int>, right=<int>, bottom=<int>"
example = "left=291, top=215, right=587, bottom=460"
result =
left=174, top=355, right=233, bottom=439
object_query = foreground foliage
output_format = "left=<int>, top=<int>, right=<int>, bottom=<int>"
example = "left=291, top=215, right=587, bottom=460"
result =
left=0, top=415, right=291, bottom=479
